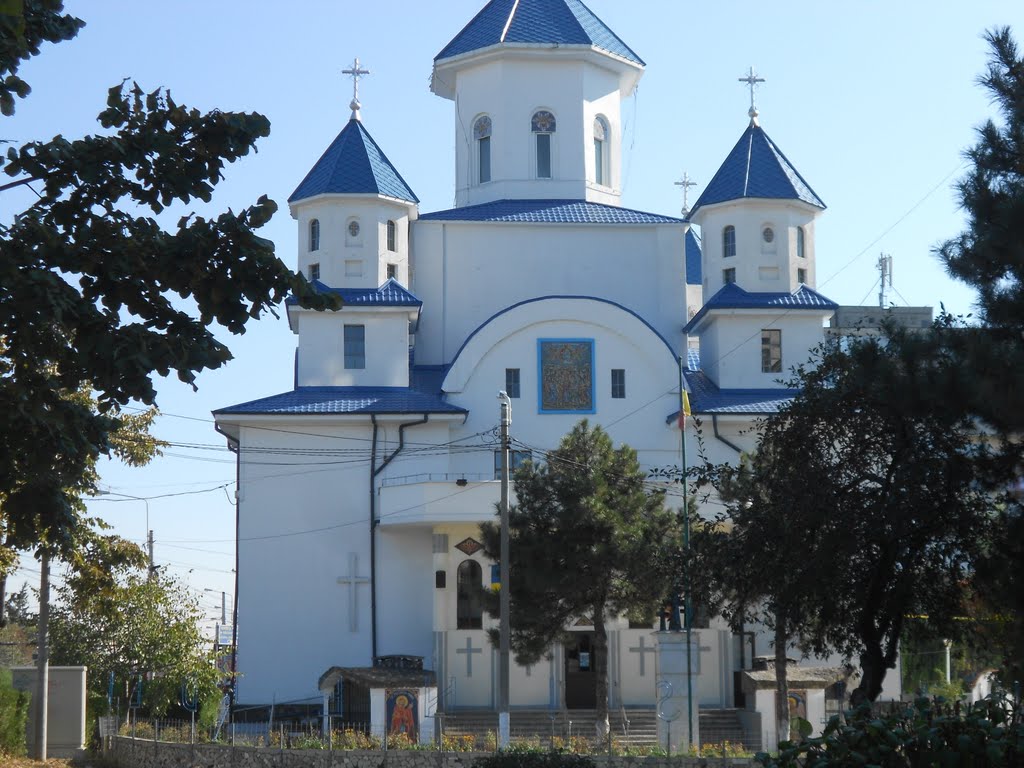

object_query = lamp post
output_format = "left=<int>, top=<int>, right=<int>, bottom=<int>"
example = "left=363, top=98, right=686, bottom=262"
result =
left=497, top=391, right=512, bottom=749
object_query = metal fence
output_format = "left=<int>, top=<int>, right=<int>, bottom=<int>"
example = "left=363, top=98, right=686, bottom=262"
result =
left=115, top=715, right=754, bottom=758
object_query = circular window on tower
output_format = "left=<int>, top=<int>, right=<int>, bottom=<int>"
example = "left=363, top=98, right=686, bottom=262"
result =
left=348, top=220, right=361, bottom=238
left=762, top=226, right=775, bottom=243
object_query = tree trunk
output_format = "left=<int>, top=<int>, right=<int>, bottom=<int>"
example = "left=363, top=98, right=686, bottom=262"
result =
left=774, top=622, right=790, bottom=748
left=593, top=602, right=610, bottom=740
left=851, top=642, right=887, bottom=705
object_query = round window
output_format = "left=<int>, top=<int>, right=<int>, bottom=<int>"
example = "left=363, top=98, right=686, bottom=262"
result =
left=348, top=221, right=361, bottom=237
left=762, top=227, right=775, bottom=243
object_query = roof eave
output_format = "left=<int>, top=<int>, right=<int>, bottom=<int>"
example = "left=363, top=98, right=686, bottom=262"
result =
left=288, top=192, right=419, bottom=217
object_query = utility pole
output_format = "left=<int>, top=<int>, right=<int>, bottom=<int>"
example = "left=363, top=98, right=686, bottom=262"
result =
left=35, top=550, right=50, bottom=761
left=497, top=391, right=512, bottom=749
left=222, top=591, right=227, bottom=625
left=877, top=254, right=893, bottom=308
left=147, top=529, right=155, bottom=580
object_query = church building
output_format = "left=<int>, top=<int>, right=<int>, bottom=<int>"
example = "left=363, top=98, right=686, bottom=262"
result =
left=213, top=0, right=885, bottom=750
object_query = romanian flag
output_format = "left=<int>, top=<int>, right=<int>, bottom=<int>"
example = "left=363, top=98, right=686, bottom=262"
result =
left=678, top=390, right=691, bottom=430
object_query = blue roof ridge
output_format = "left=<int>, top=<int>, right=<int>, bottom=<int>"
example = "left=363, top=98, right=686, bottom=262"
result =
left=419, top=198, right=684, bottom=224
left=683, top=282, right=838, bottom=334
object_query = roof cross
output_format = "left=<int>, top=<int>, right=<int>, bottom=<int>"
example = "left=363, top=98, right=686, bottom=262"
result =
left=674, top=172, right=697, bottom=216
left=738, top=66, right=766, bottom=122
left=343, top=57, right=371, bottom=120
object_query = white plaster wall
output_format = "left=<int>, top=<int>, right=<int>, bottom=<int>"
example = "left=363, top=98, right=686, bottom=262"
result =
left=377, top=527, right=435, bottom=662
left=692, top=201, right=819, bottom=297
left=296, top=309, right=412, bottom=387
left=447, top=56, right=624, bottom=207
left=699, top=312, right=828, bottom=390
left=412, top=222, right=686, bottom=369
left=291, top=197, right=415, bottom=290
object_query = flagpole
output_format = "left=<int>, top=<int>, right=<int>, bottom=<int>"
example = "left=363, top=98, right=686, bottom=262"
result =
left=679, top=360, right=694, bottom=748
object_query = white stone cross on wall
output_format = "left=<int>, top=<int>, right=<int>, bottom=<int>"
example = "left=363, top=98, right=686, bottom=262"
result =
left=336, top=553, right=370, bottom=632
left=455, top=636, right=483, bottom=677
left=628, top=635, right=657, bottom=676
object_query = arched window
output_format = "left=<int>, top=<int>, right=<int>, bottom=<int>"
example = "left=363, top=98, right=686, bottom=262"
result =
left=456, top=560, right=483, bottom=629
left=723, top=225, right=736, bottom=258
left=531, top=110, right=556, bottom=179
left=593, top=116, right=609, bottom=186
left=797, top=226, right=806, bottom=259
left=309, top=218, right=320, bottom=252
left=473, top=116, right=492, bottom=184
left=386, top=220, right=396, bottom=252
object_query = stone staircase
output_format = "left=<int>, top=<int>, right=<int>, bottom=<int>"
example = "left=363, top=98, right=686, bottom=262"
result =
left=440, top=708, right=757, bottom=751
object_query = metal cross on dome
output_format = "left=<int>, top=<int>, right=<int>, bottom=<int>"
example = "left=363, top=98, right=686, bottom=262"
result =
left=674, top=172, right=697, bottom=216
left=738, top=66, right=766, bottom=120
left=343, top=57, right=371, bottom=120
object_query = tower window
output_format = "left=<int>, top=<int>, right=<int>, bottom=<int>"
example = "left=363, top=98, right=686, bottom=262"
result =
left=611, top=369, right=626, bottom=399
left=761, top=329, right=782, bottom=373
left=505, top=368, right=520, bottom=399
left=386, top=220, right=397, bottom=252
left=344, top=325, right=365, bottom=370
left=797, top=268, right=807, bottom=284
left=723, top=268, right=737, bottom=284
left=797, top=226, right=806, bottom=258
left=309, top=219, right=320, bottom=252
left=474, top=116, right=492, bottom=184
left=593, top=116, right=609, bottom=186
left=532, top=110, right=556, bottom=179
left=308, top=263, right=320, bottom=281
left=723, top=226, right=736, bottom=258
left=387, top=263, right=397, bottom=280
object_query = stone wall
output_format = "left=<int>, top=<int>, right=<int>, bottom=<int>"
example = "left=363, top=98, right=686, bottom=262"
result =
left=108, top=736, right=755, bottom=768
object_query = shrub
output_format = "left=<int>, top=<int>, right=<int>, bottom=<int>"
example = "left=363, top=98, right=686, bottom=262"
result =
left=0, top=669, right=30, bottom=756
left=475, top=748, right=597, bottom=768
left=758, top=696, right=1024, bottom=767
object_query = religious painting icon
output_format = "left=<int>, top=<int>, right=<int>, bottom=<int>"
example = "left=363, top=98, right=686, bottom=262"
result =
left=386, top=688, right=418, bottom=743
left=538, top=339, right=595, bottom=413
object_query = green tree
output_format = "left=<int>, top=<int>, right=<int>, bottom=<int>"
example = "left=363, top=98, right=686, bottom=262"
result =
left=935, top=26, right=1024, bottom=686
left=0, top=1, right=338, bottom=569
left=49, top=567, right=219, bottom=718
left=698, top=327, right=1000, bottom=708
left=479, top=420, right=680, bottom=735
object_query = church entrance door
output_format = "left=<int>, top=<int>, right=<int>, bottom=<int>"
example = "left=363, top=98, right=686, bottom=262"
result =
left=563, top=631, right=596, bottom=709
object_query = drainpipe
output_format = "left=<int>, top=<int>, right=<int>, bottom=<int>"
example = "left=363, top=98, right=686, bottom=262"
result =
left=711, top=414, right=743, bottom=454
left=369, top=414, right=430, bottom=659
left=215, top=423, right=241, bottom=721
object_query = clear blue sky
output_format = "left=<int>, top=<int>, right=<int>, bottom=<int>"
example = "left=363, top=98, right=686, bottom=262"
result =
left=3, top=0, right=1021, bottom=634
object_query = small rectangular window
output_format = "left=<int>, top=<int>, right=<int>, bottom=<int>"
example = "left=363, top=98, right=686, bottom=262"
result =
left=536, top=133, right=551, bottom=178
left=494, top=450, right=531, bottom=480
left=479, top=136, right=491, bottom=183
left=611, top=369, right=626, bottom=399
left=309, top=263, right=320, bottom=281
left=761, top=329, right=782, bottom=373
left=387, top=263, right=397, bottom=280
left=344, top=325, right=366, bottom=370
left=723, top=268, right=737, bottom=284
left=505, top=368, right=520, bottom=399
left=435, top=570, right=446, bottom=589
left=797, top=268, right=807, bottom=284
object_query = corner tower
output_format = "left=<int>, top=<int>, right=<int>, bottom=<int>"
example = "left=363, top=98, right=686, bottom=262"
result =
left=431, top=0, right=644, bottom=208
left=689, top=78, right=825, bottom=298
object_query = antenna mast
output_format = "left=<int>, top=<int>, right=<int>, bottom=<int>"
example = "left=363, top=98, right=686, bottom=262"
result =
left=877, top=254, right=893, bottom=308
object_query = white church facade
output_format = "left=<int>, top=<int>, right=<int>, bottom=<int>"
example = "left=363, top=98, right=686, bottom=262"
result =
left=213, top=0, right=894, bottom=749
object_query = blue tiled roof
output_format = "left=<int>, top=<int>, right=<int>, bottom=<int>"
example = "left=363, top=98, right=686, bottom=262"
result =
left=686, top=348, right=700, bottom=371
left=420, top=199, right=682, bottom=224
left=287, top=278, right=422, bottom=308
left=289, top=119, right=418, bottom=204
left=666, top=370, right=799, bottom=419
left=690, top=121, right=825, bottom=215
left=683, top=282, right=837, bottom=334
left=685, top=229, right=702, bottom=285
left=436, top=0, right=643, bottom=66
left=215, top=387, right=466, bottom=416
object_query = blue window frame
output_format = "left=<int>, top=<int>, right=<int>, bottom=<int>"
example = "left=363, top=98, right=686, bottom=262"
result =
left=537, top=339, right=595, bottom=414
left=344, top=325, right=365, bottom=369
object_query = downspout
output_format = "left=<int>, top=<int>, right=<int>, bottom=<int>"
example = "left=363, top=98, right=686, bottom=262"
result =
left=215, top=423, right=241, bottom=720
left=369, top=414, right=430, bottom=659
left=711, top=414, right=744, bottom=454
